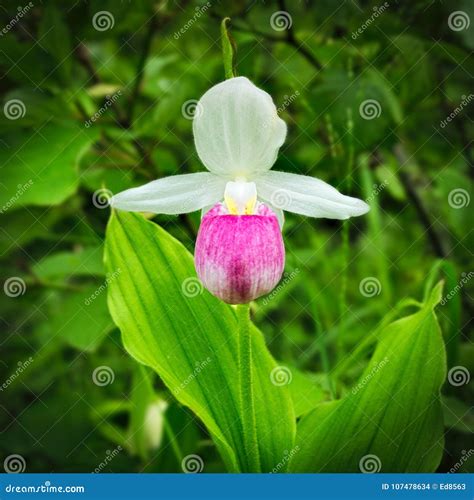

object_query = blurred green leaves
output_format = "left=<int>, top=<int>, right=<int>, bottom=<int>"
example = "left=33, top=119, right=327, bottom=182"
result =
left=0, top=123, right=97, bottom=209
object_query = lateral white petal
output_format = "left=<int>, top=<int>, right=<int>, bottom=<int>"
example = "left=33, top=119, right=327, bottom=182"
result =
left=193, top=77, right=287, bottom=177
left=110, top=173, right=225, bottom=214
left=256, top=171, right=370, bottom=220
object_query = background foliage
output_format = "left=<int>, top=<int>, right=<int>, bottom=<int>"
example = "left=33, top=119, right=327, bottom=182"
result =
left=0, top=0, right=472, bottom=473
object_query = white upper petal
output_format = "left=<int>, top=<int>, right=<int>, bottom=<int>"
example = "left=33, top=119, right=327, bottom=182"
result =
left=256, top=170, right=370, bottom=220
left=193, top=77, right=287, bottom=177
left=109, top=172, right=226, bottom=214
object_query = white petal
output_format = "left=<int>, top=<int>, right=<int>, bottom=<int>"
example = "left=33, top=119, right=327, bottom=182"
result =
left=193, top=77, right=287, bottom=177
left=256, top=171, right=370, bottom=220
left=110, top=173, right=226, bottom=214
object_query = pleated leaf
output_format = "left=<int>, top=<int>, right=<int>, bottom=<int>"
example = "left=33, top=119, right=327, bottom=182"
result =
left=289, top=282, right=446, bottom=472
left=104, top=211, right=295, bottom=472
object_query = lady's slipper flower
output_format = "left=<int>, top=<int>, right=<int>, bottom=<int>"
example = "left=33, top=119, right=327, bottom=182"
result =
left=110, top=77, right=369, bottom=304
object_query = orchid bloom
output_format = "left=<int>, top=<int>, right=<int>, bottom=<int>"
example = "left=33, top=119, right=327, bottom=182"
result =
left=110, top=77, right=369, bottom=304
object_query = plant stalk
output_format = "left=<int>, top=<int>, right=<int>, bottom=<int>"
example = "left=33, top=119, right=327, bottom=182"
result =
left=236, top=304, right=260, bottom=472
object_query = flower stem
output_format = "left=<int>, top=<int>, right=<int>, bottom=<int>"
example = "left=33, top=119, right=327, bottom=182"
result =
left=236, top=303, right=261, bottom=472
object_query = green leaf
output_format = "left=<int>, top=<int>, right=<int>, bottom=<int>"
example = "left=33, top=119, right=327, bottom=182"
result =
left=32, top=246, right=105, bottom=281
left=104, top=211, right=295, bottom=472
left=0, top=123, right=96, bottom=209
left=47, top=284, right=114, bottom=352
left=289, top=282, right=446, bottom=472
left=221, top=18, right=237, bottom=79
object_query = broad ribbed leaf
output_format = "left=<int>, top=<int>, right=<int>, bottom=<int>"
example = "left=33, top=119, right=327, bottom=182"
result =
left=289, top=282, right=446, bottom=472
left=104, top=211, right=295, bottom=472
